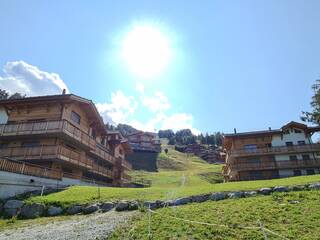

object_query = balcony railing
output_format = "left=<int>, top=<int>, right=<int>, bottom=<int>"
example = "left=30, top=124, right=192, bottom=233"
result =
left=0, top=157, right=62, bottom=180
left=89, top=162, right=113, bottom=179
left=0, top=120, right=96, bottom=148
left=230, top=143, right=320, bottom=157
left=230, top=159, right=320, bottom=171
left=0, top=120, right=115, bottom=164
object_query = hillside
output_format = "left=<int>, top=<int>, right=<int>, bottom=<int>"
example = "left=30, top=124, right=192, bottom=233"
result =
left=110, top=190, right=320, bottom=239
left=29, top=143, right=320, bottom=207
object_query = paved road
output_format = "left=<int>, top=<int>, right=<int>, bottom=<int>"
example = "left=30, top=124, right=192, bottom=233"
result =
left=0, top=210, right=137, bottom=240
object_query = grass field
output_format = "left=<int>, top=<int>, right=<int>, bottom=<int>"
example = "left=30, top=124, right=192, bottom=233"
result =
left=109, top=190, right=320, bottom=240
left=28, top=142, right=320, bottom=207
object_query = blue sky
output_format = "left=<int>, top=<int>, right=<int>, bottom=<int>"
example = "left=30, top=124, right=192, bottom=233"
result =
left=0, top=0, right=319, bottom=134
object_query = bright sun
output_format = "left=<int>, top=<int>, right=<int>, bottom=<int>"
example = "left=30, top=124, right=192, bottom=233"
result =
left=121, top=24, right=171, bottom=79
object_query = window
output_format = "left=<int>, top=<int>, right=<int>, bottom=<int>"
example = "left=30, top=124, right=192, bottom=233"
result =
left=249, top=171, right=263, bottom=180
left=302, top=154, right=310, bottom=160
left=266, top=143, right=272, bottom=148
left=298, top=141, right=306, bottom=145
left=0, top=143, right=9, bottom=149
left=285, top=142, right=293, bottom=146
left=22, top=141, right=40, bottom=147
left=244, top=144, right=257, bottom=153
left=306, top=169, right=315, bottom=175
left=293, top=170, right=302, bottom=176
left=71, top=111, right=81, bottom=124
left=294, top=129, right=302, bottom=133
left=247, top=158, right=261, bottom=164
left=289, top=155, right=298, bottom=161
left=284, top=129, right=290, bottom=134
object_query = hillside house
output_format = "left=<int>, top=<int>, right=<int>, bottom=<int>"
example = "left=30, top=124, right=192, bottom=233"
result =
left=0, top=93, right=132, bottom=186
left=223, top=121, right=320, bottom=181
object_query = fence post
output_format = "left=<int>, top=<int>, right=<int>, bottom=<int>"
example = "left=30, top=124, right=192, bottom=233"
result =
left=148, top=204, right=152, bottom=240
left=41, top=185, right=45, bottom=196
left=21, top=162, right=25, bottom=174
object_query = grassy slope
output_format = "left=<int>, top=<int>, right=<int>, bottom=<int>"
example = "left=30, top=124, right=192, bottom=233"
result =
left=29, top=141, right=320, bottom=206
left=109, top=190, right=320, bottom=240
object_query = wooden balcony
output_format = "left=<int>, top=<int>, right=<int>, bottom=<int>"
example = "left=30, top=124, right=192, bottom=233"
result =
left=0, top=120, right=96, bottom=149
left=230, top=143, right=320, bottom=157
left=0, top=157, right=62, bottom=180
left=0, top=120, right=115, bottom=165
left=89, top=162, right=113, bottom=179
left=230, top=159, right=320, bottom=172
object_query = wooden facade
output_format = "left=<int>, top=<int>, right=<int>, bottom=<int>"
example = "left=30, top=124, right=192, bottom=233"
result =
left=223, top=121, right=320, bottom=181
left=0, top=93, right=132, bottom=185
left=127, top=131, right=161, bottom=153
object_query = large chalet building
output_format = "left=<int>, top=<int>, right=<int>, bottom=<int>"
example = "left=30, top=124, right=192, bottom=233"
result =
left=223, top=121, right=320, bottom=181
left=0, top=93, right=132, bottom=186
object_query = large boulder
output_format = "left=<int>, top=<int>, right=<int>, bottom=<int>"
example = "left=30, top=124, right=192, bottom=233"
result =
left=66, top=205, right=83, bottom=215
left=115, top=201, right=129, bottom=211
left=0, top=202, right=3, bottom=216
left=82, top=204, right=99, bottom=214
left=20, top=203, right=45, bottom=219
left=162, top=200, right=174, bottom=207
left=99, top=202, right=114, bottom=212
left=289, top=185, right=306, bottom=191
left=258, top=188, right=273, bottom=195
left=273, top=186, right=288, bottom=192
left=209, top=192, right=228, bottom=201
left=3, top=200, right=24, bottom=218
left=309, top=183, right=320, bottom=190
left=192, top=194, right=210, bottom=203
left=228, top=192, right=244, bottom=199
left=47, top=206, right=63, bottom=216
left=173, top=197, right=192, bottom=206
left=128, top=201, right=139, bottom=210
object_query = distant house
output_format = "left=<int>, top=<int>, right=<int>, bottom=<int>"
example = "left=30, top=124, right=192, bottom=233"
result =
left=0, top=93, right=132, bottom=186
left=127, top=131, right=161, bottom=153
left=126, top=131, right=161, bottom=171
left=223, top=121, right=320, bottom=181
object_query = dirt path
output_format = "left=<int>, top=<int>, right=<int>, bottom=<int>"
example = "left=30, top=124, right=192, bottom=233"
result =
left=0, top=210, right=137, bottom=240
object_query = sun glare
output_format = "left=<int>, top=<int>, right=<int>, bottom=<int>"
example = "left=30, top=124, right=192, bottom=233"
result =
left=121, top=23, right=171, bottom=79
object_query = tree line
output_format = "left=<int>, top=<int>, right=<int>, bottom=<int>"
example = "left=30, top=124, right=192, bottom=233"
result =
left=158, top=129, right=223, bottom=146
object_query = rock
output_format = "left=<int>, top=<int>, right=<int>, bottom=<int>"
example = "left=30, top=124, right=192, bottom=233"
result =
left=228, top=192, right=244, bottom=199
left=288, top=200, right=300, bottom=204
left=20, top=203, right=45, bottom=219
left=155, top=200, right=165, bottom=208
left=192, top=194, right=210, bottom=203
left=0, top=202, right=3, bottom=216
left=99, top=202, right=114, bottom=212
left=244, top=191, right=257, bottom=197
left=173, top=197, right=192, bottom=206
left=128, top=201, right=139, bottom=210
left=47, top=206, right=63, bottom=216
left=82, top=204, right=99, bottom=214
left=288, top=185, right=305, bottom=191
left=3, top=200, right=24, bottom=217
left=309, top=183, right=320, bottom=190
left=143, top=201, right=158, bottom=210
left=162, top=200, right=174, bottom=207
left=273, top=186, right=288, bottom=192
left=258, top=188, right=273, bottom=195
left=66, top=205, right=83, bottom=215
left=115, top=201, right=129, bottom=211
left=209, top=192, right=228, bottom=201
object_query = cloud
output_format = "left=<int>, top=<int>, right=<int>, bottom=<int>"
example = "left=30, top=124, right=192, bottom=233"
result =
left=97, top=84, right=200, bottom=134
left=0, top=61, right=68, bottom=96
left=96, top=90, right=138, bottom=125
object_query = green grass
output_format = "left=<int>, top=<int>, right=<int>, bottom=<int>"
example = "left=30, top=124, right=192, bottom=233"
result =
left=29, top=143, right=320, bottom=207
left=109, top=190, right=320, bottom=240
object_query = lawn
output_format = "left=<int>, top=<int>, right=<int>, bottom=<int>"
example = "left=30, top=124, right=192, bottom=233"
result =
left=28, top=144, right=320, bottom=207
left=109, top=190, right=320, bottom=240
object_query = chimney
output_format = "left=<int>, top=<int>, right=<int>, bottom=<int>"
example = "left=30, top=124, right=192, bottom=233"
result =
left=268, top=127, right=271, bottom=131
left=234, top=128, right=237, bottom=134
left=62, top=89, right=66, bottom=95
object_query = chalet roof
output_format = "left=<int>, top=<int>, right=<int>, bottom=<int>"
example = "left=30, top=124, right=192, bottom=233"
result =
left=0, top=93, right=107, bottom=135
left=126, top=131, right=157, bottom=137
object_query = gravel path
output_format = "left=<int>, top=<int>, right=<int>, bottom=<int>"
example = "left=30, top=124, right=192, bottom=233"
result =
left=0, top=210, right=137, bottom=240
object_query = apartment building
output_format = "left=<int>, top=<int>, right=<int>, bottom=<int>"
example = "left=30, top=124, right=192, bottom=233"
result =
left=0, top=93, right=132, bottom=185
left=127, top=131, right=161, bottom=153
left=223, top=121, right=320, bottom=181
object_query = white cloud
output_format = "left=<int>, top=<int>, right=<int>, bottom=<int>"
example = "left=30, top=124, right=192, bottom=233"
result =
left=141, top=91, right=171, bottom=113
left=0, top=61, right=68, bottom=96
left=97, top=84, right=200, bottom=134
left=96, top=90, right=138, bottom=125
